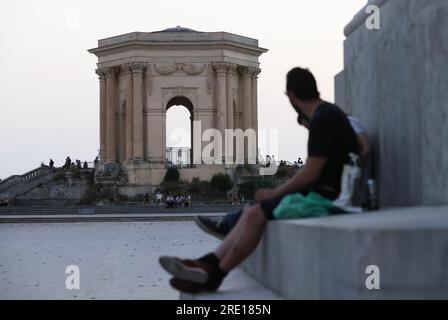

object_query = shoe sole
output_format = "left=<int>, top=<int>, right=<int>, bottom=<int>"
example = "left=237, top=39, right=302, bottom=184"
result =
left=159, top=256, right=208, bottom=284
left=193, top=216, right=225, bottom=240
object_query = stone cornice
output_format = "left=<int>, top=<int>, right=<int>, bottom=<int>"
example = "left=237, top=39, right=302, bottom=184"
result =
left=93, top=31, right=266, bottom=50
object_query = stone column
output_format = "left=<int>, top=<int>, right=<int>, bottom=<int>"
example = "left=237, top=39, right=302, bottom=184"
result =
left=213, top=62, right=227, bottom=134
left=226, top=64, right=237, bottom=130
left=250, top=67, right=261, bottom=161
left=105, top=67, right=118, bottom=163
left=95, top=68, right=107, bottom=162
left=226, top=63, right=237, bottom=164
left=124, top=64, right=134, bottom=162
left=213, top=62, right=227, bottom=163
left=242, top=66, right=252, bottom=131
left=131, top=62, right=146, bottom=162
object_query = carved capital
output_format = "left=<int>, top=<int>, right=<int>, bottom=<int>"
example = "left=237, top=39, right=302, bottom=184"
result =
left=131, top=62, right=146, bottom=73
left=105, top=66, right=119, bottom=79
left=249, top=67, right=261, bottom=79
left=212, top=62, right=228, bottom=74
left=95, top=68, right=107, bottom=80
left=227, top=63, right=238, bottom=76
left=238, top=66, right=252, bottom=78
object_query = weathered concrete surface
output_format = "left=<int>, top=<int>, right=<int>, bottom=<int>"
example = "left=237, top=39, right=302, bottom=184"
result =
left=335, top=0, right=448, bottom=206
left=0, top=221, right=219, bottom=299
left=241, top=207, right=448, bottom=299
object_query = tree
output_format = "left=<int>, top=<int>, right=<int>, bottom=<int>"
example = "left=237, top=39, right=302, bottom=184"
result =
left=164, top=167, right=180, bottom=183
left=210, top=173, right=233, bottom=194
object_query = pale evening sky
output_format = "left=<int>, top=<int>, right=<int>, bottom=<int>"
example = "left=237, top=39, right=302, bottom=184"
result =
left=0, top=0, right=366, bottom=179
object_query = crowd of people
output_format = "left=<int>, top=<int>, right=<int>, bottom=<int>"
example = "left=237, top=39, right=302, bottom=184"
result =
left=166, top=194, right=191, bottom=208
left=142, top=192, right=191, bottom=208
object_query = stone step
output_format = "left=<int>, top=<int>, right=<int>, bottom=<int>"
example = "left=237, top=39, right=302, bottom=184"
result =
left=236, top=206, right=448, bottom=299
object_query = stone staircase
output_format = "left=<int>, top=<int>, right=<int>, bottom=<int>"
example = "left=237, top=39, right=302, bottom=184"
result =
left=182, top=206, right=448, bottom=300
left=0, top=166, right=55, bottom=202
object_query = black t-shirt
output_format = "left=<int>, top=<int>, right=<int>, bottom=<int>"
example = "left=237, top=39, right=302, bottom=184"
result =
left=307, top=102, right=359, bottom=199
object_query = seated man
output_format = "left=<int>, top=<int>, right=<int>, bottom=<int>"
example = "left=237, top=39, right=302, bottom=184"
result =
left=195, top=111, right=371, bottom=239
left=159, top=67, right=360, bottom=293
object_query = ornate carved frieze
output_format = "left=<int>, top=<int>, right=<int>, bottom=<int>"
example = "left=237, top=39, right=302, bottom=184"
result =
left=154, top=63, right=206, bottom=76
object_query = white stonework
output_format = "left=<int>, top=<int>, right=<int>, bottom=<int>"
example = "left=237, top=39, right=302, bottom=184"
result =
left=89, top=27, right=267, bottom=187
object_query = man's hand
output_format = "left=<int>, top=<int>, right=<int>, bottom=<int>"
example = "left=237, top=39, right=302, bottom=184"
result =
left=254, top=188, right=278, bottom=203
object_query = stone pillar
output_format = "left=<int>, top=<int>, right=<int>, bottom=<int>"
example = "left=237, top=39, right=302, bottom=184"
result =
left=226, top=64, right=237, bottom=130
left=95, top=68, right=107, bottom=162
left=213, top=62, right=227, bottom=134
left=213, top=62, right=227, bottom=162
left=105, top=67, right=118, bottom=163
left=131, top=62, right=146, bottom=162
left=250, top=67, right=261, bottom=160
left=242, top=66, right=252, bottom=131
left=124, top=64, right=134, bottom=161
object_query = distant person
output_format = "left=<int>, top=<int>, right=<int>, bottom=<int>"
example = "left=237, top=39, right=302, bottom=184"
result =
left=83, top=161, right=88, bottom=169
left=64, top=156, right=71, bottom=169
left=185, top=195, right=191, bottom=208
left=156, top=192, right=163, bottom=204
left=144, top=193, right=150, bottom=205
left=94, top=156, right=99, bottom=167
left=49, top=159, right=54, bottom=168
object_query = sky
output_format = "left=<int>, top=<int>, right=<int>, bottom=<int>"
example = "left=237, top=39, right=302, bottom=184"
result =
left=0, top=0, right=367, bottom=179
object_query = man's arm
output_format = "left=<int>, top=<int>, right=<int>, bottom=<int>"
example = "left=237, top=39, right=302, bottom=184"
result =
left=255, top=157, right=327, bottom=202
left=357, top=134, right=371, bottom=163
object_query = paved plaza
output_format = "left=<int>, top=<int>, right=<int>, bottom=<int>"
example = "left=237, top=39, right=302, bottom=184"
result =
left=0, top=221, right=220, bottom=299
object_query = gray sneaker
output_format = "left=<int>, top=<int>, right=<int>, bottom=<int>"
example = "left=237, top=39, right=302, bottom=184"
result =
left=193, top=216, right=230, bottom=240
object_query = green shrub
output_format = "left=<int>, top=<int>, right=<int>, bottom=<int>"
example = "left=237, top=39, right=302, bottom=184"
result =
left=53, top=170, right=67, bottom=183
left=238, top=177, right=278, bottom=200
left=210, top=173, right=233, bottom=194
left=164, top=167, right=180, bottom=183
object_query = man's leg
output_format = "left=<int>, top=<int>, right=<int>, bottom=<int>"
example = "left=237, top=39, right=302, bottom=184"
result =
left=216, top=204, right=267, bottom=271
left=193, top=209, right=243, bottom=239
left=160, top=204, right=267, bottom=291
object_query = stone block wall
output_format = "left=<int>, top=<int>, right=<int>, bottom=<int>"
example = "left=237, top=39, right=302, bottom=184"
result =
left=335, top=0, right=448, bottom=206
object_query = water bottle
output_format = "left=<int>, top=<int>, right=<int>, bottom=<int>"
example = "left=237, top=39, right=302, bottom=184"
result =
left=367, top=179, right=379, bottom=211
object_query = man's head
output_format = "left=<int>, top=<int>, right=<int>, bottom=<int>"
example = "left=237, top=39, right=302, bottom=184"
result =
left=286, top=67, right=320, bottom=122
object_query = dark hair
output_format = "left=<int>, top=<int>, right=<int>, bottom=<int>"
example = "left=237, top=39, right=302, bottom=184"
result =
left=286, top=67, right=320, bottom=101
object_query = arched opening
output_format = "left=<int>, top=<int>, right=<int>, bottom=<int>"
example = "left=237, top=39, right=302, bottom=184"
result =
left=165, top=96, right=194, bottom=168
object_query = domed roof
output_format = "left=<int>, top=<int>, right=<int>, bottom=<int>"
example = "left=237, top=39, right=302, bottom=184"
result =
left=156, top=26, right=198, bottom=33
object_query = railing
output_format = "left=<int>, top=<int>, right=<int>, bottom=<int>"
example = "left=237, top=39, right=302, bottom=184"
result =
left=0, top=166, right=51, bottom=193
left=165, top=147, right=194, bottom=168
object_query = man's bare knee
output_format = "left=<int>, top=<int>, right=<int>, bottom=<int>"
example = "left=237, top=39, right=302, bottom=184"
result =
left=244, top=204, right=267, bottom=226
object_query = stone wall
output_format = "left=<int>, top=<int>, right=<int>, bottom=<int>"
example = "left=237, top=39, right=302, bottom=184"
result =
left=335, top=0, right=448, bottom=206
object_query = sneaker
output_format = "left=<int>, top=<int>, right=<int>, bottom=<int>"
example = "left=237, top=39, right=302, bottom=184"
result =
left=193, top=216, right=230, bottom=240
left=169, top=277, right=221, bottom=294
left=159, top=256, right=212, bottom=284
